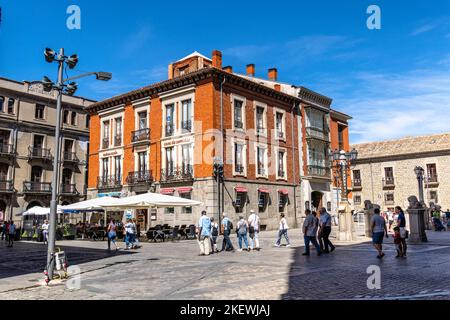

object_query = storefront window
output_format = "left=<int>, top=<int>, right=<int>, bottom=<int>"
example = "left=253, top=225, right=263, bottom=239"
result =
left=181, top=192, right=192, bottom=214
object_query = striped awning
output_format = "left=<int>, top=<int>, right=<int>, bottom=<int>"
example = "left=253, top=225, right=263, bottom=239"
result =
left=235, top=186, right=248, bottom=193
left=177, top=187, right=193, bottom=194
left=258, top=188, right=270, bottom=194
left=160, top=188, right=175, bottom=195
left=278, top=189, right=289, bottom=195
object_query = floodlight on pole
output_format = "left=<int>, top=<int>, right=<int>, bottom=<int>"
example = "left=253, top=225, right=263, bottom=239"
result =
left=44, top=48, right=56, bottom=63
left=65, top=82, right=78, bottom=96
left=66, top=54, right=79, bottom=69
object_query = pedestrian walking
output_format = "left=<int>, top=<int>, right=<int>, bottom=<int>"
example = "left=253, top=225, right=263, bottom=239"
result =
left=197, top=210, right=212, bottom=256
left=132, top=218, right=141, bottom=249
left=371, top=208, right=388, bottom=259
left=393, top=226, right=403, bottom=258
left=248, top=210, right=260, bottom=251
left=388, top=209, right=394, bottom=231
left=236, top=216, right=250, bottom=252
left=275, top=213, right=290, bottom=247
left=395, top=206, right=407, bottom=257
left=318, top=208, right=335, bottom=253
left=221, top=212, right=234, bottom=252
left=107, top=219, right=120, bottom=251
left=7, top=220, right=16, bottom=247
left=210, top=217, right=219, bottom=253
left=302, top=210, right=321, bottom=256
left=124, top=219, right=135, bottom=250
left=1, top=221, right=8, bottom=241
left=41, top=220, right=49, bottom=245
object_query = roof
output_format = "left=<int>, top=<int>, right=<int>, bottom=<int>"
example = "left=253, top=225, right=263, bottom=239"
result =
left=175, top=51, right=211, bottom=63
left=352, top=132, right=450, bottom=160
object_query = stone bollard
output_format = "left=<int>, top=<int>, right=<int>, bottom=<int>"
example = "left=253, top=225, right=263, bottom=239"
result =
left=363, top=200, right=379, bottom=238
left=406, top=196, right=428, bottom=243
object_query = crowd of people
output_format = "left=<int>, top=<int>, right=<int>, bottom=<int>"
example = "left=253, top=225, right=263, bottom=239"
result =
left=105, top=218, right=142, bottom=252
left=0, top=220, right=17, bottom=247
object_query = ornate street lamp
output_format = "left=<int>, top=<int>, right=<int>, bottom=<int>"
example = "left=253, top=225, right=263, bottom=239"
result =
left=414, top=166, right=425, bottom=203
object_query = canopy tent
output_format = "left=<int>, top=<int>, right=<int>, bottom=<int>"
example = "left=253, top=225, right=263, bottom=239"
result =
left=19, top=206, right=63, bottom=216
left=100, top=192, right=203, bottom=209
left=59, top=196, right=123, bottom=212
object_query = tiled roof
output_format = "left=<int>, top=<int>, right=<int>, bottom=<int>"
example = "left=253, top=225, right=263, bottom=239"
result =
left=352, top=132, right=450, bottom=159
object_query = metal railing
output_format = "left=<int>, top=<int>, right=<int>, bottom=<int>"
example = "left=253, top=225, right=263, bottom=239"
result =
left=160, top=165, right=193, bottom=182
left=63, top=151, right=79, bottom=163
left=132, top=128, right=150, bottom=142
left=234, top=120, right=243, bottom=129
left=277, top=130, right=284, bottom=139
left=28, top=146, right=52, bottom=160
left=427, top=174, right=438, bottom=183
left=165, top=123, right=175, bottom=136
left=257, top=167, right=266, bottom=176
left=353, top=178, right=362, bottom=187
left=235, top=165, right=244, bottom=174
left=23, top=181, right=52, bottom=193
left=126, top=170, right=153, bottom=185
left=256, top=126, right=266, bottom=134
left=306, top=126, right=330, bottom=141
left=102, top=138, right=110, bottom=149
left=0, top=180, right=13, bottom=192
left=97, top=175, right=122, bottom=189
left=114, top=135, right=122, bottom=146
left=278, top=170, right=286, bottom=178
left=181, top=120, right=192, bottom=132
left=383, top=177, right=395, bottom=188
left=307, top=165, right=331, bottom=177
left=60, top=184, right=79, bottom=195
left=0, top=143, right=13, bottom=155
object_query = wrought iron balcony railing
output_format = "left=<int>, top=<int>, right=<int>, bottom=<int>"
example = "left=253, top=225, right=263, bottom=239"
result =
left=0, top=180, right=14, bottom=193
left=181, top=120, right=192, bottom=132
left=256, top=126, right=266, bottom=135
left=126, top=170, right=154, bottom=185
left=427, top=174, right=438, bottom=184
left=235, top=164, right=245, bottom=174
left=132, top=128, right=150, bottom=143
left=278, top=170, right=286, bottom=178
left=160, top=165, right=193, bottom=182
left=60, top=184, right=79, bottom=195
left=23, top=181, right=52, bottom=194
left=97, top=175, right=122, bottom=189
left=63, top=152, right=79, bottom=163
left=353, top=178, right=362, bottom=188
left=382, top=177, right=395, bottom=188
left=277, top=130, right=285, bottom=139
left=114, top=135, right=122, bottom=147
left=28, top=147, right=52, bottom=161
left=165, top=123, right=175, bottom=137
left=307, top=165, right=331, bottom=178
left=102, top=138, right=110, bottom=149
left=305, top=126, right=330, bottom=141
left=234, top=120, right=243, bottom=129
left=257, top=167, right=266, bottom=176
left=0, top=143, right=14, bottom=156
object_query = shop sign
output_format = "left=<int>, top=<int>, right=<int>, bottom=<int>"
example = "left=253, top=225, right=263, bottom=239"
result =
left=163, top=136, right=194, bottom=147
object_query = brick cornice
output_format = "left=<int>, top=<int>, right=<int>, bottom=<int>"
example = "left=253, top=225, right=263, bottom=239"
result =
left=356, top=149, right=450, bottom=164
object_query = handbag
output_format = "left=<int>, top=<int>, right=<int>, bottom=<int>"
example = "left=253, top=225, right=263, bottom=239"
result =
left=249, top=226, right=255, bottom=234
left=405, top=230, right=409, bottom=239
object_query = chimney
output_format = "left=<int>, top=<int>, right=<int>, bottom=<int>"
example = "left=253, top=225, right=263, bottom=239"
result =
left=212, top=50, right=222, bottom=69
left=268, top=68, right=278, bottom=81
left=223, top=66, right=233, bottom=73
left=274, top=84, right=281, bottom=92
left=246, top=64, right=255, bottom=77
left=168, top=63, right=174, bottom=80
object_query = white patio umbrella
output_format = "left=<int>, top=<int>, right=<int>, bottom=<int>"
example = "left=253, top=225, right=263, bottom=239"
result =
left=21, top=206, right=63, bottom=216
left=60, top=196, right=123, bottom=211
left=99, top=192, right=203, bottom=209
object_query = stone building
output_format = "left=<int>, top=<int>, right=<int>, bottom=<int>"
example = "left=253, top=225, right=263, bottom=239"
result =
left=86, top=50, right=351, bottom=231
left=351, top=133, right=450, bottom=212
left=0, top=77, right=94, bottom=223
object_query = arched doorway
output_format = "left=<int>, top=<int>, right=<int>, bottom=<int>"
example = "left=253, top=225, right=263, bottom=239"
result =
left=311, top=191, right=324, bottom=212
left=0, top=200, right=7, bottom=221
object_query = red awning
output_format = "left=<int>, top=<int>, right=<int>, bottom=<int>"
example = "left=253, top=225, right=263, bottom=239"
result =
left=258, top=188, right=270, bottom=194
left=235, top=186, right=248, bottom=193
left=278, top=189, right=289, bottom=195
left=160, top=188, right=175, bottom=195
left=177, top=187, right=193, bottom=194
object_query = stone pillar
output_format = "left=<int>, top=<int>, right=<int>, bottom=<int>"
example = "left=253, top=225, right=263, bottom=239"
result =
left=362, top=200, right=379, bottom=237
left=406, top=196, right=428, bottom=243
left=337, top=202, right=356, bottom=241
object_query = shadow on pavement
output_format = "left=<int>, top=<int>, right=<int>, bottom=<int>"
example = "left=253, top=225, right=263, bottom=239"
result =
left=0, top=241, right=136, bottom=280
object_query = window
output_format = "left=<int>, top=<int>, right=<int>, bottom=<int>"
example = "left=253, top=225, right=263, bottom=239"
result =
left=114, top=118, right=122, bottom=146
left=327, top=201, right=332, bottom=212
left=102, top=120, right=110, bottom=148
left=165, top=207, right=175, bottom=214
left=307, top=108, right=325, bottom=131
left=165, top=104, right=175, bottom=136
left=35, top=104, right=45, bottom=119
left=182, top=144, right=192, bottom=174
left=277, top=150, right=286, bottom=178
left=234, top=99, right=244, bottom=129
left=63, top=110, right=70, bottom=124
left=7, top=98, right=14, bottom=114
left=180, top=193, right=192, bottom=214
left=354, top=195, right=362, bottom=205
left=63, top=140, right=74, bottom=160
left=338, top=125, right=345, bottom=150
left=234, top=192, right=246, bottom=213
left=138, top=111, right=147, bottom=129
left=234, top=143, right=244, bottom=174
left=429, top=190, right=438, bottom=203
left=257, top=146, right=266, bottom=176
left=256, top=106, right=265, bottom=134
left=305, top=201, right=310, bottom=211
left=384, top=167, right=394, bottom=185
left=385, top=193, right=394, bottom=203
left=353, top=170, right=361, bottom=186
left=166, top=147, right=174, bottom=175
left=71, top=112, right=77, bottom=126
left=114, top=156, right=121, bottom=179
left=279, top=194, right=288, bottom=213
left=137, top=152, right=147, bottom=173
left=181, top=99, right=192, bottom=132
left=102, top=158, right=109, bottom=177
left=33, top=135, right=44, bottom=149
left=0, top=96, right=4, bottom=112
left=86, top=115, right=90, bottom=128
left=275, top=112, right=284, bottom=139
left=31, top=166, right=43, bottom=182
left=427, top=164, right=438, bottom=182
left=258, top=192, right=268, bottom=213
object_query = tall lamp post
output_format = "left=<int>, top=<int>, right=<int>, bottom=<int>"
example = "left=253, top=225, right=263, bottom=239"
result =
left=414, top=166, right=428, bottom=242
left=329, top=148, right=358, bottom=241
left=36, top=48, right=112, bottom=280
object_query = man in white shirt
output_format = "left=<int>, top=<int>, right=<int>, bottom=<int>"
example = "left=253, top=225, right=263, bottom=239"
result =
left=41, top=220, right=49, bottom=245
left=247, top=210, right=260, bottom=251
left=275, top=213, right=290, bottom=247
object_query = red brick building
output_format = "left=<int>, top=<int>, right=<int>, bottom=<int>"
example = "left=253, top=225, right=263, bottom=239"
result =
left=86, top=50, right=351, bottom=231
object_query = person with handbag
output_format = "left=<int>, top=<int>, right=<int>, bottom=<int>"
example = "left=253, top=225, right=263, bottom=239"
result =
left=220, top=212, right=235, bottom=252
left=236, top=216, right=250, bottom=252
left=395, top=206, right=408, bottom=258
left=197, top=210, right=212, bottom=256
left=247, top=210, right=260, bottom=251
left=209, top=217, right=219, bottom=254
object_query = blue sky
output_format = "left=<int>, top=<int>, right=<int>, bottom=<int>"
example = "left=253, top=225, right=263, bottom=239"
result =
left=1, top=0, right=450, bottom=143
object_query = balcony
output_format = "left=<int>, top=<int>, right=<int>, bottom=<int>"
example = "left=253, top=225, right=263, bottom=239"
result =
left=278, top=170, right=286, bottom=178
left=426, top=174, right=439, bottom=187
left=132, top=128, right=150, bottom=143
left=127, top=170, right=154, bottom=185
left=382, top=177, right=395, bottom=189
left=0, top=180, right=14, bottom=193
left=181, top=120, right=192, bottom=133
left=165, top=123, right=174, bottom=137
left=234, top=120, right=243, bottom=129
left=23, top=181, right=52, bottom=194
left=0, top=144, right=15, bottom=159
left=60, top=184, right=79, bottom=196
left=256, top=126, right=266, bottom=135
left=63, top=151, right=79, bottom=163
left=276, top=130, right=285, bottom=139
left=28, top=147, right=53, bottom=162
left=235, top=165, right=245, bottom=174
left=385, top=198, right=395, bottom=205
left=257, top=167, right=266, bottom=177
left=160, top=165, right=193, bottom=183
left=114, top=135, right=122, bottom=147
left=353, top=178, right=362, bottom=190
left=97, top=175, right=122, bottom=190
left=307, top=165, right=331, bottom=178
left=102, top=138, right=110, bottom=149
left=306, top=126, right=330, bottom=142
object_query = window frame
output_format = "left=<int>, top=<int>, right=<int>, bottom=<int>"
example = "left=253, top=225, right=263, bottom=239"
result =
left=35, top=103, right=46, bottom=120
left=231, top=94, right=246, bottom=131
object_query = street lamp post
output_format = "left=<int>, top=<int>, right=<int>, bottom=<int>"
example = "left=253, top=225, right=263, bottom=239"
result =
left=329, top=148, right=358, bottom=241
left=414, top=166, right=428, bottom=242
left=38, top=47, right=111, bottom=281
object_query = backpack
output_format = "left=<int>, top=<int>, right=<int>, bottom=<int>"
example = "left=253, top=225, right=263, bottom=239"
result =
left=212, top=225, right=218, bottom=236
left=238, top=220, right=247, bottom=234
left=227, top=219, right=233, bottom=230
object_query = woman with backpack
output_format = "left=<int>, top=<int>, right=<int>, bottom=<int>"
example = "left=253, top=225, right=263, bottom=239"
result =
left=236, top=216, right=250, bottom=252
left=210, top=217, right=219, bottom=254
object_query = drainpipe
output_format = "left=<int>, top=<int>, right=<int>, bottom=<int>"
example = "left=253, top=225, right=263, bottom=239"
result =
left=291, top=101, right=298, bottom=228
left=219, top=74, right=226, bottom=228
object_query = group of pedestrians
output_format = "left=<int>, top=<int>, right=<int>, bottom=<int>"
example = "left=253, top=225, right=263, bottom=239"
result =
left=106, top=218, right=141, bottom=252
left=0, top=220, right=17, bottom=247
left=301, top=208, right=335, bottom=256
left=371, top=206, right=407, bottom=259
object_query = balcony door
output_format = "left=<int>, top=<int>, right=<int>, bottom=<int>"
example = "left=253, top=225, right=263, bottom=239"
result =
left=166, top=147, right=174, bottom=176
left=31, top=166, right=43, bottom=184
left=0, top=163, right=8, bottom=180
left=138, top=152, right=147, bottom=174
left=182, top=144, right=192, bottom=174
left=62, top=168, right=72, bottom=193
left=138, top=112, right=147, bottom=130
left=0, top=130, right=10, bottom=149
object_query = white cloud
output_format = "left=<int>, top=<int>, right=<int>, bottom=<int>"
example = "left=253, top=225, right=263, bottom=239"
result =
left=120, top=26, right=152, bottom=57
left=410, top=22, right=439, bottom=36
